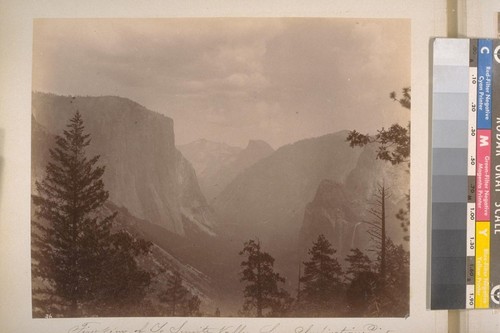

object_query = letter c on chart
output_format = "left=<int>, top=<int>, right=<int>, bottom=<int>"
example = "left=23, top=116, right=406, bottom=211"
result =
left=481, top=46, right=491, bottom=54
left=494, top=45, right=500, bottom=64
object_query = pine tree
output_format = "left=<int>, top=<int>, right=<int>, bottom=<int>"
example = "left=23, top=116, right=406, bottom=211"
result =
left=159, top=271, right=189, bottom=316
left=31, top=111, right=151, bottom=317
left=299, top=234, right=343, bottom=316
left=389, top=241, right=409, bottom=315
left=344, top=248, right=373, bottom=282
left=346, top=186, right=410, bottom=317
left=344, top=88, right=410, bottom=316
left=239, top=239, right=290, bottom=317
left=186, top=295, right=202, bottom=317
left=364, top=183, right=390, bottom=282
left=364, top=239, right=409, bottom=317
left=158, top=271, right=202, bottom=317
left=344, top=248, right=377, bottom=316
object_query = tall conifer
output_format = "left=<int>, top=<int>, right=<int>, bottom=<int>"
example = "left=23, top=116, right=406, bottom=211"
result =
left=32, top=111, right=151, bottom=317
left=159, top=271, right=189, bottom=316
left=239, top=239, right=290, bottom=317
left=299, top=234, right=342, bottom=316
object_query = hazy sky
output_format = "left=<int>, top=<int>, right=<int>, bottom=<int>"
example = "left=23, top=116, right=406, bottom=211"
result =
left=33, top=18, right=410, bottom=148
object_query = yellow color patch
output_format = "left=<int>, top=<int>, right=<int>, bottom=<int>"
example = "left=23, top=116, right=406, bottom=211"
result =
left=476, top=221, right=490, bottom=308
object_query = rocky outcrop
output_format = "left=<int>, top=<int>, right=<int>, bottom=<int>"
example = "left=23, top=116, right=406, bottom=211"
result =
left=299, top=180, right=358, bottom=258
left=176, top=150, right=215, bottom=235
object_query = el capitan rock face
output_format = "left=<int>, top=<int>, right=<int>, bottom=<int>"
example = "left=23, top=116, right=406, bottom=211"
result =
left=32, top=92, right=214, bottom=236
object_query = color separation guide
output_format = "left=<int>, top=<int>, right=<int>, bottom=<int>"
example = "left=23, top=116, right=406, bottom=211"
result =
left=490, top=39, right=500, bottom=308
left=431, top=38, right=469, bottom=309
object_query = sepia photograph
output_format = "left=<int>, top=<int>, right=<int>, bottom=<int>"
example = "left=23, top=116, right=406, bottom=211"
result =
left=30, top=18, right=410, bottom=318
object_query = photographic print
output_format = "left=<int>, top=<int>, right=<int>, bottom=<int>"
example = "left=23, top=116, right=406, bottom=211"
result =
left=31, top=18, right=410, bottom=318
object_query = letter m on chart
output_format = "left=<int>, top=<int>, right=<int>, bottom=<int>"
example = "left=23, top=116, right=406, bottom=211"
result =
left=480, top=135, right=490, bottom=147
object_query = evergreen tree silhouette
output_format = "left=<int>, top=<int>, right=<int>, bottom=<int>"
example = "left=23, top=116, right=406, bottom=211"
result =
left=364, top=183, right=390, bottom=283
left=299, top=234, right=343, bottom=316
left=344, top=248, right=377, bottom=316
left=239, top=239, right=290, bottom=317
left=186, top=295, right=202, bottom=317
left=32, top=111, right=151, bottom=317
left=158, top=270, right=202, bottom=316
left=159, top=271, right=189, bottom=316
left=344, top=248, right=373, bottom=282
left=367, top=239, right=409, bottom=317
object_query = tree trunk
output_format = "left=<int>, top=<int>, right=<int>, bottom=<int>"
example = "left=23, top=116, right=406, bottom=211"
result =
left=256, top=256, right=262, bottom=317
left=380, top=184, right=386, bottom=286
